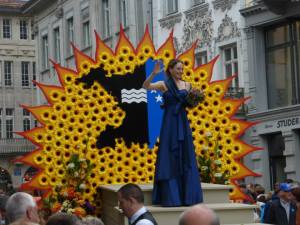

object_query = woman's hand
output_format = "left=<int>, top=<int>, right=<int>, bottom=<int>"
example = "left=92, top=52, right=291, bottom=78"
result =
left=142, top=61, right=167, bottom=92
left=152, top=61, right=162, bottom=76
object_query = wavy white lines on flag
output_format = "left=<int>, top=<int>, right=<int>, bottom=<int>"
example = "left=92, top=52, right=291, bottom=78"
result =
left=121, top=88, right=147, bottom=103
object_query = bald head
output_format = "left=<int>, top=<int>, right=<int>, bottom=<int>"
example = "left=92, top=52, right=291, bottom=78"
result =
left=5, top=192, right=37, bottom=223
left=179, top=204, right=220, bottom=225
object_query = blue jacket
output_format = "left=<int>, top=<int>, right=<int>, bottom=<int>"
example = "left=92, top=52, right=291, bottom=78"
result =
left=264, top=199, right=297, bottom=225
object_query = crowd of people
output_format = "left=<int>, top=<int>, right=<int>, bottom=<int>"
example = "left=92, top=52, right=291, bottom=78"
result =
left=239, top=179, right=300, bottom=225
left=0, top=183, right=220, bottom=225
left=1, top=180, right=300, bottom=225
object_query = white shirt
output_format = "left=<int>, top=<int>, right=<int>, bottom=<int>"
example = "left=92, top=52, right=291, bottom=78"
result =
left=280, top=199, right=291, bottom=222
left=129, top=206, right=154, bottom=225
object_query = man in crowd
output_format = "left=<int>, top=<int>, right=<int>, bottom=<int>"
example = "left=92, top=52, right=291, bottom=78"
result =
left=46, top=213, right=82, bottom=225
left=178, top=204, right=220, bottom=225
left=5, top=192, right=40, bottom=225
left=264, top=182, right=297, bottom=225
left=117, top=183, right=157, bottom=225
left=0, top=194, right=9, bottom=225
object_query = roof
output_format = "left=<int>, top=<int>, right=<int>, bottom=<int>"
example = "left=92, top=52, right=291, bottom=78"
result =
left=21, top=0, right=54, bottom=15
left=0, top=0, right=27, bottom=13
left=0, top=0, right=26, bottom=8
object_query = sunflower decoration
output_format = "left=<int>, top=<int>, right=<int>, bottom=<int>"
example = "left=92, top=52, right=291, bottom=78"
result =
left=16, top=25, right=260, bottom=210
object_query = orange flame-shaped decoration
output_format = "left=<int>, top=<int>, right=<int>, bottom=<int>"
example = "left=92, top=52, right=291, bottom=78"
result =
left=17, top=25, right=261, bottom=205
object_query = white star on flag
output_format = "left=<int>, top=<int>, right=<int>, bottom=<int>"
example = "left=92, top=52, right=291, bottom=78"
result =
left=155, top=94, right=163, bottom=103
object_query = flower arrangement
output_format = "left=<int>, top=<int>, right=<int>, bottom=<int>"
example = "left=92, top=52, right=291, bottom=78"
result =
left=42, top=154, right=95, bottom=218
left=198, top=133, right=230, bottom=184
left=186, top=88, right=205, bottom=108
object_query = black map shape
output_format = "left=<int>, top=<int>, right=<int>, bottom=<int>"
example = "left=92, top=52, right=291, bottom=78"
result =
left=77, top=64, right=149, bottom=149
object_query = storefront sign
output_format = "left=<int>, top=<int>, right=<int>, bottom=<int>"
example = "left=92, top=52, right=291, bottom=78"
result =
left=255, top=116, right=300, bottom=134
left=276, top=117, right=300, bottom=128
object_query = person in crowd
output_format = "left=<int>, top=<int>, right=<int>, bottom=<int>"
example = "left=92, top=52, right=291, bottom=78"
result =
left=46, top=213, right=82, bottom=225
left=262, top=182, right=281, bottom=223
left=254, top=184, right=265, bottom=197
left=264, top=183, right=297, bottom=225
left=271, top=182, right=281, bottom=200
left=239, top=183, right=255, bottom=204
left=291, top=187, right=300, bottom=225
left=0, top=195, right=9, bottom=225
left=285, top=179, right=295, bottom=184
left=247, top=183, right=257, bottom=200
left=143, top=59, right=203, bottom=206
left=82, top=216, right=104, bottom=225
left=178, top=204, right=220, bottom=225
left=117, top=183, right=157, bottom=225
left=5, top=192, right=40, bottom=225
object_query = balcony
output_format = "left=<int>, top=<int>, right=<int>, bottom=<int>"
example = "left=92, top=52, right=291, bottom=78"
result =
left=224, top=87, right=247, bottom=116
left=0, top=138, right=35, bottom=155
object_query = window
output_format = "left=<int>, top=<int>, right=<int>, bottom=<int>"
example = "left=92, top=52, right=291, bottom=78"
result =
left=34, top=120, right=38, bottom=127
left=195, top=51, right=208, bottom=66
left=223, top=45, right=239, bottom=88
left=102, top=0, right=111, bottom=37
left=5, top=108, right=13, bottom=139
left=20, top=20, right=28, bottom=39
left=0, top=109, right=2, bottom=138
left=42, top=35, right=49, bottom=70
left=4, top=61, right=12, bottom=86
left=3, top=19, right=11, bottom=39
left=81, top=7, right=91, bottom=48
left=66, top=17, right=74, bottom=55
left=23, top=109, right=31, bottom=131
left=82, top=21, right=91, bottom=48
left=0, top=61, right=2, bottom=85
left=265, top=21, right=300, bottom=109
left=53, top=27, right=61, bottom=62
left=32, top=62, right=36, bottom=86
left=31, top=21, right=35, bottom=40
left=21, top=61, right=30, bottom=87
left=120, top=0, right=128, bottom=27
left=166, top=0, right=178, bottom=15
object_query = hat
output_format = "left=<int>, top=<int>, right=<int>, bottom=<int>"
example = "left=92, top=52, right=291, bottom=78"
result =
left=280, top=183, right=292, bottom=192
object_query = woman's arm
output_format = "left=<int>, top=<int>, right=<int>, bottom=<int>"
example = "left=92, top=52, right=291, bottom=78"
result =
left=142, top=62, right=167, bottom=92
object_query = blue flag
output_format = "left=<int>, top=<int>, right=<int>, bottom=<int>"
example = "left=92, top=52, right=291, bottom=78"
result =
left=145, top=59, right=165, bottom=148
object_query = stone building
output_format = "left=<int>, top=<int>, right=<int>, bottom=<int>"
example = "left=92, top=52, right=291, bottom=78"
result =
left=153, top=0, right=246, bottom=98
left=0, top=0, right=36, bottom=190
left=23, top=0, right=153, bottom=105
left=154, top=0, right=300, bottom=190
left=241, top=0, right=300, bottom=190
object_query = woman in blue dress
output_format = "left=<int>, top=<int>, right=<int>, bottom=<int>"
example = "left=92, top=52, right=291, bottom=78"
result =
left=142, top=59, right=203, bottom=207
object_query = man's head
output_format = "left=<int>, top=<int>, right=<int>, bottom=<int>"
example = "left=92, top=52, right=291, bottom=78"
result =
left=274, top=182, right=281, bottom=194
left=117, top=183, right=144, bottom=218
left=179, top=204, right=220, bottom=225
left=278, top=183, right=293, bottom=202
left=46, top=213, right=82, bottom=225
left=5, top=192, right=39, bottom=224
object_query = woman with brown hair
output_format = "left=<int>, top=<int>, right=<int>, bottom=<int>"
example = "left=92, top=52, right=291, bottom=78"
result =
left=143, top=59, right=203, bottom=207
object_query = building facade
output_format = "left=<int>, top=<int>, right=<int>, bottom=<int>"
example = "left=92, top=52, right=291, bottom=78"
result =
left=153, top=0, right=246, bottom=98
left=0, top=0, right=37, bottom=190
left=241, top=0, right=300, bottom=190
left=153, top=0, right=300, bottom=191
left=23, top=0, right=153, bottom=105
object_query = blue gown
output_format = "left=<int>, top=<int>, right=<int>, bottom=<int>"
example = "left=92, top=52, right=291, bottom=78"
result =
left=152, top=78, right=203, bottom=207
